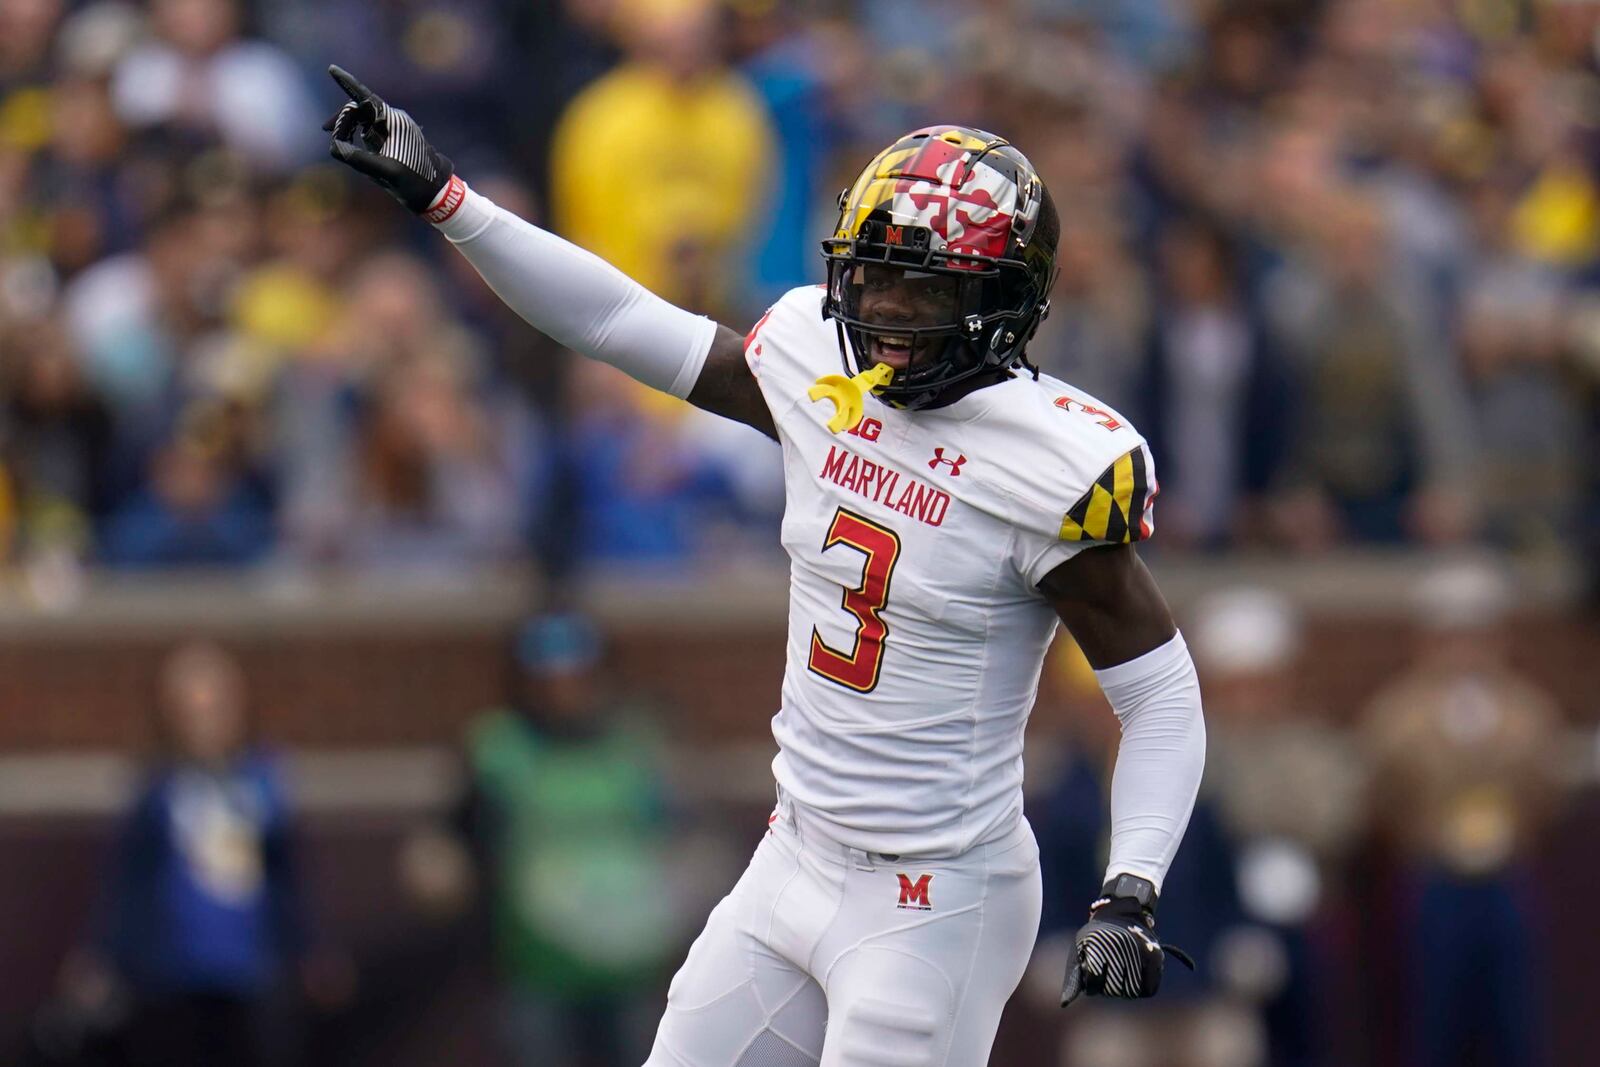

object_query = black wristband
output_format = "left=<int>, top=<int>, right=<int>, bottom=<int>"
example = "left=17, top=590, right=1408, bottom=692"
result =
left=1099, top=873, right=1158, bottom=913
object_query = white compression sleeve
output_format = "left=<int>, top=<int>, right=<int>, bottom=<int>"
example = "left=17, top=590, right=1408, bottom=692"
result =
left=1094, top=631, right=1206, bottom=894
left=428, top=178, right=716, bottom=399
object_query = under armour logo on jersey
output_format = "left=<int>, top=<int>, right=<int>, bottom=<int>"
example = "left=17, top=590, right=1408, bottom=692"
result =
left=896, top=873, right=933, bottom=910
left=928, top=448, right=966, bottom=476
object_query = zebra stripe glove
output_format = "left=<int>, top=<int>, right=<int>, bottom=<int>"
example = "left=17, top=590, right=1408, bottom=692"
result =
left=1061, top=875, right=1195, bottom=1006
left=323, top=64, right=456, bottom=219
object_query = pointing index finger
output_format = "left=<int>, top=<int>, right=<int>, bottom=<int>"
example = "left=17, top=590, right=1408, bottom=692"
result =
left=327, top=64, right=382, bottom=109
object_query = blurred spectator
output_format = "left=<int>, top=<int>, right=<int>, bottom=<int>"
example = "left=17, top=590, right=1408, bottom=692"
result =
left=0, top=314, right=116, bottom=559
left=60, top=171, right=266, bottom=483
left=548, top=0, right=773, bottom=313
left=558, top=361, right=743, bottom=567
left=62, top=640, right=329, bottom=1067
left=276, top=250, right=532, bottom=569
left=732, top=2, right=843, bottom=309
left=2, top=0, right=1595, bottom=571
left=228, top=169, right=354, bottom=359
left=1193, top=588, right=1366, bottom=1067
left=102, top=422, right=272, bottom=568
left=1264, top=193, right=1478, bottom=549
left=0, top=0, right=65, bottom=290
left=1027, top=180, right=1149, bottom=406
left=0, top=0, right=62, bottom=222
left=53, top=2, right=147, bottom=83
left=1195, top=588, right=1366, bottom=883
left=1360, top=562, right=1568, bottom=1067
left=454, top=614, right=677, bottom=1067
left=0, top=0, right=62, bottom=91
left=852, top=0, right=969, bottom=138
left=342, top=351, right=526, bottom=568
left=496, top=0, right=623, bottom=203
left=30, top=72, right=139, bottom=278
left=264, top=0, right=513, bottom=169
left=111, top=0, right=319, bottom=170
left=1456, top=177, right=1583, bottom=552
left=1138, top=217, right=1289, bottom=548
left=1028, top=637, right=1257, bottom=1067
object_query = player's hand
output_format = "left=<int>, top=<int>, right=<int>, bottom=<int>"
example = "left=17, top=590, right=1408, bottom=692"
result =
left=1061, top=875, right=1194, bottom=1006
left=323, top=64, right=454, bottom=215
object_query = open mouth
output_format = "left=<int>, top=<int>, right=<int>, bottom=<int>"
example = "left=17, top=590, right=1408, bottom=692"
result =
left=870, top=335, right=915, bottom=369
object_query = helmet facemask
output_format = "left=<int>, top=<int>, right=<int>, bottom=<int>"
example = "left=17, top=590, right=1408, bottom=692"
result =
left=820, top=127, right=1058, bottom=409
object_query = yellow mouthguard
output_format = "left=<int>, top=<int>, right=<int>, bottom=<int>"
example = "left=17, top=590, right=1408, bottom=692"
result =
left=807, top=363, right=895, bottom=434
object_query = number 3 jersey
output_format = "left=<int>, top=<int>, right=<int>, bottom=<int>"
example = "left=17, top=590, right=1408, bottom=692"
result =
left=745, top=286, right=1159, bottom=857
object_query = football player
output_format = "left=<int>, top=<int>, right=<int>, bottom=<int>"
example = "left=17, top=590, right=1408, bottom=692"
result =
left=324, top=65, right=1205, bottom=1067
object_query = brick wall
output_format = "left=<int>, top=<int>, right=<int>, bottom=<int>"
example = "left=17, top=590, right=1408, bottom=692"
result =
left=0, top=611, right=1592, bottom=753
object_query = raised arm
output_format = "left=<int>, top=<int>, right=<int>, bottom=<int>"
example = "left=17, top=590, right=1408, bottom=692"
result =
left=322, top=65, right=774, bottom=439
left=686, top=328, right=776, bottom=437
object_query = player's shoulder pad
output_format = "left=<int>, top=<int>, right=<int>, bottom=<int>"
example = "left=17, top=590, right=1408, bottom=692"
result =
left=743, top=284, right=833, bottom=381
left=989, top=375, right=1159, bottom=546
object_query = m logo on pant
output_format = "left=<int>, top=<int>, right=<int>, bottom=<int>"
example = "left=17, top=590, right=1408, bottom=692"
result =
left=896, top=873, right=933, bottom=910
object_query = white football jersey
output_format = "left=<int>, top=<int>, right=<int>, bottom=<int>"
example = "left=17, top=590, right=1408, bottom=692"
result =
left=745, top=285, right=1158, bottom=857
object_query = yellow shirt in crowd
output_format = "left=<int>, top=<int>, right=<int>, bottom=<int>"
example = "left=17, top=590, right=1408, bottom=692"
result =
left=550, top=64, right=773, bottom=310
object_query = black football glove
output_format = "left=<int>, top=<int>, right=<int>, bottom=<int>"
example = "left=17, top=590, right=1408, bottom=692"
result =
left=323, top=64, right=453, bottom=215
left=1061, top=874, right=1195, bottom=1006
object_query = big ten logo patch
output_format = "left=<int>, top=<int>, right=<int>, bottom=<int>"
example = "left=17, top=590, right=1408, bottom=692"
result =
left=896, top=873, right=933, bottom=910
left=847, top=416, right=882, bottom=442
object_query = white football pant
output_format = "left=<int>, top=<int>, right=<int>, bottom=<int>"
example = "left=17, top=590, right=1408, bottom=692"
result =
left=644, top=791, right=1043, bottom=1067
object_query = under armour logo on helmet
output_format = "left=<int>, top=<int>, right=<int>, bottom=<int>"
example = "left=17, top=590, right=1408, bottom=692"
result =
left=928, top=448, right=966, bottom=475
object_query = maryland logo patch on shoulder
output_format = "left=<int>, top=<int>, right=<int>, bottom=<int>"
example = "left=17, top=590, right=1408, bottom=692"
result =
left=1059, top=447, right=1157, bottom=543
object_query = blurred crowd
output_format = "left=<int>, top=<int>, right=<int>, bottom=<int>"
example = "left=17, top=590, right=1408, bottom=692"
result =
left=2, top=0, right=1598, bottom=1065
left=1026, top=561, right=1574, bottom=1067
left=42, top=617, right=678, bottom=1067
left=25, top=560, right=1579, bottom=1067
left=0, top=0, right=1597, bottom=597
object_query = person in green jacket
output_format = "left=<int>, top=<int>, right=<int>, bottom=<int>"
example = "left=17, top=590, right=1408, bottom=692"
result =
left=462, top=614, right=677, bottom=1067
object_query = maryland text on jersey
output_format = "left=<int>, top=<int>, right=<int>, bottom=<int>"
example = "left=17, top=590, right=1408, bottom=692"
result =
left=818, top=443, right=952, bottom=528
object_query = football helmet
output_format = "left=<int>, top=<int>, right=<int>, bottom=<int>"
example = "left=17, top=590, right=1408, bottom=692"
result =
left=821, top=125, right=1059, bottom=408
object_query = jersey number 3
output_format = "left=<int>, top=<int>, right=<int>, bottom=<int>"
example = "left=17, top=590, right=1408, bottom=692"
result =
left=808, top=508, right=901, bottom=693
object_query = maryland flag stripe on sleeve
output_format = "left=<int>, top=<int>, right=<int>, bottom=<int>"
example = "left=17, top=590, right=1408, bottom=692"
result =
left=1059, top=447, right=1156, bottom=543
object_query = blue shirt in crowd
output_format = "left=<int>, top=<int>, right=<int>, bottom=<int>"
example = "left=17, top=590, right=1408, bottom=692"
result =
left=99, top=752, right=305, bottom=995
